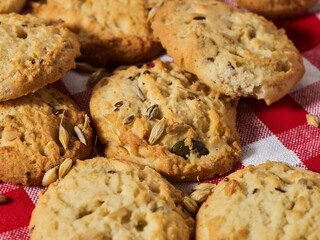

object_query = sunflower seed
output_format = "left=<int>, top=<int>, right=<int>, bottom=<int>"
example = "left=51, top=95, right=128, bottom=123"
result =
left=149, top=118, right=166, bottom=145
left=42, top=166, right=58, bottom=186
left=177, top=86, right=202, bottom=96
left=192, top=183, right=216, bottom=191
left=183, top=196, right=198, bottom=214
left=166, top=123, right=190, bottom=134
left=190, top=189, right=212, bottom=203
left=74, top=126, right=87, bottom=145
left=0, top=195, right=7, bottom=204
left=122, top=115, right=135, bottom=125
left=59, top=124, right=69, bottom=150
left=146, top=104, right=159, bottom=120
left=76, top=62, right=98, bottom=72
left=58, top=158, right=73, bottom=179
left=135, top=85, right=146, bottom=101
left=87, top=68, right=108, bottom=88
left=306, top=114, right=319, bottom=127
left=83, top=114, right=89, bottom=130
left=3, top=130, right=19, bottom=141
left=44, top=141, right=60, bottom=157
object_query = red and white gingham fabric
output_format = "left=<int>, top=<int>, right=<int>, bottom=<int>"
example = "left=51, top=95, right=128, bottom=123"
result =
left=1, top=2, right=320, bottom=239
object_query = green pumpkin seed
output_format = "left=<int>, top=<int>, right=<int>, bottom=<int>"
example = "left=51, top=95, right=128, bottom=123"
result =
left=171, top=139, right=209, bottom=159
left=171, top=140, right=190, bottom=159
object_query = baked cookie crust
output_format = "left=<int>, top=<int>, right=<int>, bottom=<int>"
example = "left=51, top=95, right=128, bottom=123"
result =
left=196, top=161, right=320, bottom=239
left=0, top=86, right=92, bottom=186
left=0, top=0, right=26, bottom=13
left=150, top=0, right=305, bottom=105
left=29, top=157, right=194, bottom=240
left=31, top=0, right=163, bottom=66
left=0, top=13, right=80, bottom=101
left=234, top=0, right=317, bottom=19
left=90, top=60, right=241, bottom=182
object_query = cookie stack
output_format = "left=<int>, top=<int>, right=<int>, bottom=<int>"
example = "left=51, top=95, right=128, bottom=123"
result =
left=1, top=0, right=318, bottom=239
left=0, top=12, right=93, bottom=186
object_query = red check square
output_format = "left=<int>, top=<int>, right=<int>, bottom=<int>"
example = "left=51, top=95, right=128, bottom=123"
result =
left=245, top=96, right=308, bottom=135
left=0, top=188, right=35, bottom=233
left=282, top=14, right=320, bottom=52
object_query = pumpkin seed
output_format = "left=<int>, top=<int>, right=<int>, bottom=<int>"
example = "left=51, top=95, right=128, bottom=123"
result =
left=192, top=140, right=209, bottom=156
left=171, top=139, right=190, bottom=159
left=171, top=139, right=209, bottom=159
left=149, top=118, right=166, bottom=145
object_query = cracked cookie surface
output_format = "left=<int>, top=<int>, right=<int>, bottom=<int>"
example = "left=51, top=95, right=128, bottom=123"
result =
left=0, top=0, right=26, bottom=13
left=29, top=157, right=194, bottom=240
left=0, top=86, right=92, bottom=185
left=90, top=60, right=241, bottom=182
left=196, top=161, right=320, bottom=240
left=0, top=13, right=80, bottom=101
left=234, top=0, right=317, bottom=19
left=31, top=0, right=163, bottom=66
left=150, top=0, right=305, bottom=105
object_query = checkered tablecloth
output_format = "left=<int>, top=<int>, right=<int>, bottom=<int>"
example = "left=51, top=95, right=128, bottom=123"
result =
left=1, top=2, right=320, bottom=239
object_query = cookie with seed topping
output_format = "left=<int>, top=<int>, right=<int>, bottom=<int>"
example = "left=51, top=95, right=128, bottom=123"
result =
left=196, top=161, right=320, bottom=239
left=0, top=86, right=92, bottom=186
left=0, top=0, right=26, bottom=13
left=0, top=13, right=80, bottom=102
left=150, top=0, right=305, bottom=105
left=29, top=157, right=194, bottom=240
left=234, top=0, right=317, bottom=19
left=90, top=60, right=241, bottom=182
left=31, top=0, right=163, bottom=67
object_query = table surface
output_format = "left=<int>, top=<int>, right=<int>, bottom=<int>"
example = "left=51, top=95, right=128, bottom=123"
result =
left=1, top=2, right=320, bottom=239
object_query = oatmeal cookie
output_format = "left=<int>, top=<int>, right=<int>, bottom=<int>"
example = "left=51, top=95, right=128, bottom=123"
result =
left=196, top=161, right=320, bottom=239
left=29, top=157, right=194, bottom=240
left=150, top=0, right=305, bottom=105
left=31, top=0, right=163, bottom=66
left=90, top=60, right=241, bottom=182
left=0, top=86, right=92, bottom=185
left=0, top=13, right=80, bottom=101
left=234, top=0, right=317, bottom=19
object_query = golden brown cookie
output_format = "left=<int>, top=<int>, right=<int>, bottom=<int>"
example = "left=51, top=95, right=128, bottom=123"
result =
left=90, top=60, right=241, bottom=182
left=0, top=0, right=26, bottom=13
left=196, top=161, right=320, bottom=239
left=150, top=0, right=305, bottom=105
left=29, top=157, right=194, bottom=240
left=0, top=13, right=80, bottom=102
left=0, top=86, right=92, bottom=186
left=31, top=0, right=163, bottom=67
left=234, top=0, right=317, bottom=19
